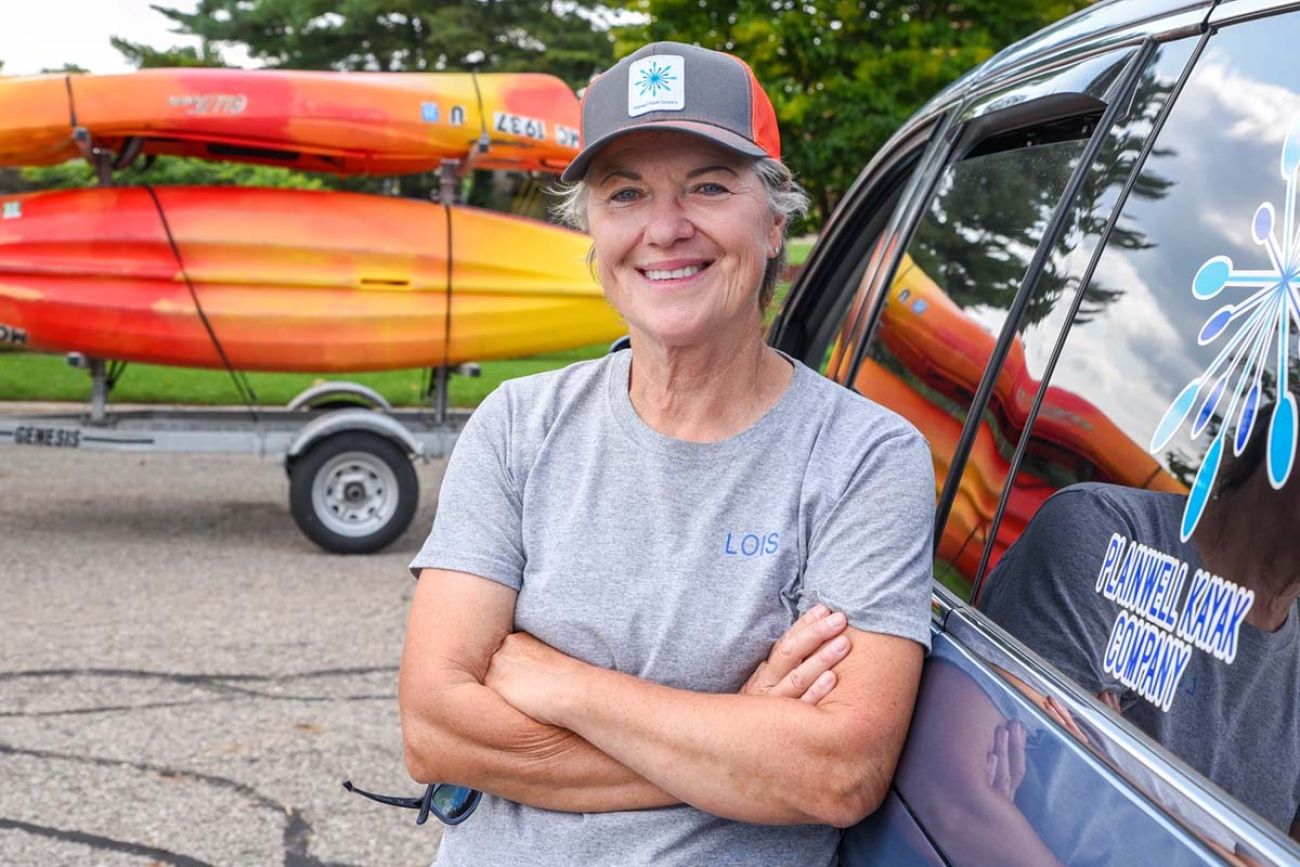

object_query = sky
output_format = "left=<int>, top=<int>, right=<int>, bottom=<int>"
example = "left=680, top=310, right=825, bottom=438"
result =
left=0, top=0, right=253, bottom=75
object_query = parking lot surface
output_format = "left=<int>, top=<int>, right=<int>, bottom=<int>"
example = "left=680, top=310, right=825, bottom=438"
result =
left=0, top=428, right=449, bottom=865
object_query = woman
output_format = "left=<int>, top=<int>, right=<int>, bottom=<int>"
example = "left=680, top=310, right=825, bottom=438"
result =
left=399, top=42, right=935, bottom=866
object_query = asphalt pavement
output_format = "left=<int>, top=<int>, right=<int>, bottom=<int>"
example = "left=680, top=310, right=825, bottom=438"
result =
left=0, top=426, right=450, bottom=865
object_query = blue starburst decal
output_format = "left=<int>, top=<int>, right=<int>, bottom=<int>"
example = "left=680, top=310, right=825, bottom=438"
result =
left=1151, top=118, right=1300, bottom=540
left=636, top=61, right=677, bottom=98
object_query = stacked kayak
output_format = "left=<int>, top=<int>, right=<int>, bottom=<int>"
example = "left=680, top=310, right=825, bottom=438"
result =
left=0, top=68, right=583, bottom=174
left=0, top=185, right=619, bottom=371
left=0, top=68, right=622, bottom=372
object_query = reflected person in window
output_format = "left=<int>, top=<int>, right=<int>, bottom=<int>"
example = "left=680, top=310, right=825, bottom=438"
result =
left=979, top=410, right=1300, bottom=839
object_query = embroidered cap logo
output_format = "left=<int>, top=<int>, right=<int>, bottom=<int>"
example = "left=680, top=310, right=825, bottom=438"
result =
left=627, top=55, right=685, bottom=117
left=636, top=61, right=676, bottom=98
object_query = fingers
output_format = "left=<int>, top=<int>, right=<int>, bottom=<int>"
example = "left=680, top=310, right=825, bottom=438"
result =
left=1007, top=720, right=1027, bottom=792
left=1045, top=696, right=1091, bottom=747
left=792, top=603, right=828, bottom=630
left=1097, top=690, right=1122, bottom=713
left=990, top=724, right=1012, bottom=798
left=798, top=670, right=837, bottom=704
left=988, top=720, right=1029, bottom=800
left=767, top=606, right=848, bottom=684
left=774, top=633, right=852, bottom=701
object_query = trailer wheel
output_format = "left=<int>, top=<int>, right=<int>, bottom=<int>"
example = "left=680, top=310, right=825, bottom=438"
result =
left=289, top=431, right=418, bottom=554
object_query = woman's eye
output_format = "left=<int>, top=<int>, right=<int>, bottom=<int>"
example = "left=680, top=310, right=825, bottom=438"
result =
left=609, top=188, right=642, bottom=203
left=694, top=182, right=730, bottom=196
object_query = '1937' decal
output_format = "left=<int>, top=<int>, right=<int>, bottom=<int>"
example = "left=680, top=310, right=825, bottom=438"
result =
left=493, top=112, right=546, bottom=141
left=0, top=323, right=27, bottom=346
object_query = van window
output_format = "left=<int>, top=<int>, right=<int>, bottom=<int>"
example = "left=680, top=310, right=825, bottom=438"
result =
left=976, top=16, right=1300, bottom=841
left=922, top=40, right=1198, bottom=599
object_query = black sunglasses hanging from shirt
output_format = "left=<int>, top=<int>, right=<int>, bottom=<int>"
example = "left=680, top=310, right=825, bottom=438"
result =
left=343, top=779, right=482, bottom=827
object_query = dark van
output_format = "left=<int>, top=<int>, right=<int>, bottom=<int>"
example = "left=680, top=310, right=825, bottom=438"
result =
left=772, top=1, right=1300, bottom=863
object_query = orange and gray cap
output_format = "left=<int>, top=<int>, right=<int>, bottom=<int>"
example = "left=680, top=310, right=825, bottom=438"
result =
left=561, top=41, right=782, bottom=183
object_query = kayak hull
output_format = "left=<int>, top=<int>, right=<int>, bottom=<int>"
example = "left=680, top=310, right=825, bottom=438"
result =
left=0, top=186, right=622, bottom=372
left=0, top=69, right=581, bottom=174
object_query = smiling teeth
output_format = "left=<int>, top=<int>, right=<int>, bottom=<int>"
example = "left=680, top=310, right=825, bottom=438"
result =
left=645, top=265, right=704, bottom=281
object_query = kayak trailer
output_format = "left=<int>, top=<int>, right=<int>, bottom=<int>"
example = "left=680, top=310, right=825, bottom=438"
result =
left=0, top=354, right=475, bottom=554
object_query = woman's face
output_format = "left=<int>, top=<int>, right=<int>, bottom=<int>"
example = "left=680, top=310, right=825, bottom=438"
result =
left=585, top=131, right=784, bottom=349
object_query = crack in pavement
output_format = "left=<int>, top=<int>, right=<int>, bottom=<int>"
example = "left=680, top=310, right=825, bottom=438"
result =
left=0, top=817, right=214, bottom=867
left=0, top=666, right=400, bottom=715
left=0, top=742, right=360, bottom=867
left=0, top=665, right=397, bottom=685
left=0, top=693, right=396, bottom=719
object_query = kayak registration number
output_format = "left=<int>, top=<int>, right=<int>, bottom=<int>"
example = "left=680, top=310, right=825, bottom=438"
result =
left=494, top=112, right=547, bottom=141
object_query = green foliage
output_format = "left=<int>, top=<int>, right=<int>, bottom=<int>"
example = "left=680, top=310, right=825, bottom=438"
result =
left=146, top=0, right=616, bottom=89
left=109, top=36, right=228, bottom=68
left=6, top=156, right=327, bottom=194
left=619, top=0, right=1091, bottom=227
left=39, top=63, right=90, bottom=74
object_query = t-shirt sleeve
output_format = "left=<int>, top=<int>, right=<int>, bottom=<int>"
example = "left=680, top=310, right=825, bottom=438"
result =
left=408, top=386, right=525, bottom=590
left=801, top=429, right=936, bottom=650
left=978, top=487, right=1129, bottom=695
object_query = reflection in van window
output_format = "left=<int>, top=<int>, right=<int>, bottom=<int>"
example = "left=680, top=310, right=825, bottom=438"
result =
left=978, top=16, right=1300, bottom=838
left=851, top=137, right=1087, bottom=597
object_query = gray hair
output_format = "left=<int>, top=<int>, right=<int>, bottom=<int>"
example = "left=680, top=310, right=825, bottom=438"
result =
left=550, top=157, right=810, bottom=309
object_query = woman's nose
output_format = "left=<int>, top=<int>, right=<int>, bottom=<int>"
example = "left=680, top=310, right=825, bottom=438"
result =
left=642, top=195, right=695, bottom=247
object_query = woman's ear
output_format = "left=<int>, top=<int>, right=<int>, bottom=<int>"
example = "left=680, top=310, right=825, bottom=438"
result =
left=767, top=212, right=786, bottom=258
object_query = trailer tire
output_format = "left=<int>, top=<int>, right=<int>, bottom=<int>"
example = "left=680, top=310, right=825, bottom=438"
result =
left=289, top=431, right=418, bottom=554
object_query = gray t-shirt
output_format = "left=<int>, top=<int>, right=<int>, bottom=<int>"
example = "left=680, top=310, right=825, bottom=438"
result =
left=409, top=349, right=935, bottom=866
left=979, top=483, right=1300, bottom=832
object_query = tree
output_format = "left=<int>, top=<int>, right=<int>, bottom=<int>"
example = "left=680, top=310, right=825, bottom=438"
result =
left=39, top=63, right=91, bottom=74
left=18, top=1, right=619, bottom=206
left=109, top=36, right=227, bottom=68
left=619, top=0, right=1091, bottom=227
left=147, top=0, right=615, bottom=89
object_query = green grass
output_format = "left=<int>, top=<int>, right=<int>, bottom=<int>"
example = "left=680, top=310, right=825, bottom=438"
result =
left=0, top=344, right=609, bottom=409
left=787, top=238, right=814, bottom=268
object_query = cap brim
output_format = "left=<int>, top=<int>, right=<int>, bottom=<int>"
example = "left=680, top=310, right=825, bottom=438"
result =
left=560, top=120, right=769, bottom=183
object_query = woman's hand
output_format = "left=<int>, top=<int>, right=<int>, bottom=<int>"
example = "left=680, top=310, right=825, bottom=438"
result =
left=740, top=604, right=851, bottom=704
left=485, top=631, right=584, bottom=727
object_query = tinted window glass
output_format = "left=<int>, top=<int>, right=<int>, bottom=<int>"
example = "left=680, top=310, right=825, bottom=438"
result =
left=802, top=134, right=939, bottom=384
left=932, top=41, right=1197, bottom=598
left=821, top=234, right=888, bottom=381
left=978, top=16, right=1300, bottom=842
left=849, top=134, right=1088, bottom=596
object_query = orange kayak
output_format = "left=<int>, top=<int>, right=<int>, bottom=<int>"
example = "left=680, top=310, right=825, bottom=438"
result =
left=0, top=186, right=624, bottom=371
left=0, top=69, right=581, bottom=175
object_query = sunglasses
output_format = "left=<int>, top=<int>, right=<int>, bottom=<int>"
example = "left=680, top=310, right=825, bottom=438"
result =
left=342, top=779, right=482, bottom=827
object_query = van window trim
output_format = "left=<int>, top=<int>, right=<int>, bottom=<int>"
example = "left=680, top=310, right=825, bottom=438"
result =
left=945, top=605, right=1300, bottom=863
left=770, top=125, right=933, bottom=370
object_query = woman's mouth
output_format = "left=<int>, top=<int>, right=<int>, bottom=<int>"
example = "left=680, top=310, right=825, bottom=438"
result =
left=638, top=261, right=712, bottom=282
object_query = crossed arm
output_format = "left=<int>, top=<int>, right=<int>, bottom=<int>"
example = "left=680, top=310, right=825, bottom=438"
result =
left=399, top=567, right=923, bottom=827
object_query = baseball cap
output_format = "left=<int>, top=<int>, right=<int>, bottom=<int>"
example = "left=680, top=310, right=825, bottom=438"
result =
left=560, top=41, right=781, bottom=183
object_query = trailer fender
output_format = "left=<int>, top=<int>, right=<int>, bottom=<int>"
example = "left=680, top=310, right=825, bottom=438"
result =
left=286, top=409, right=423, bottom=468
left=287, top=381, right=394, bottom=412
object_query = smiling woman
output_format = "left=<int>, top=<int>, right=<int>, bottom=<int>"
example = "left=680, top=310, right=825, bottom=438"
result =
left=397, top=41, right=937, bottom=867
